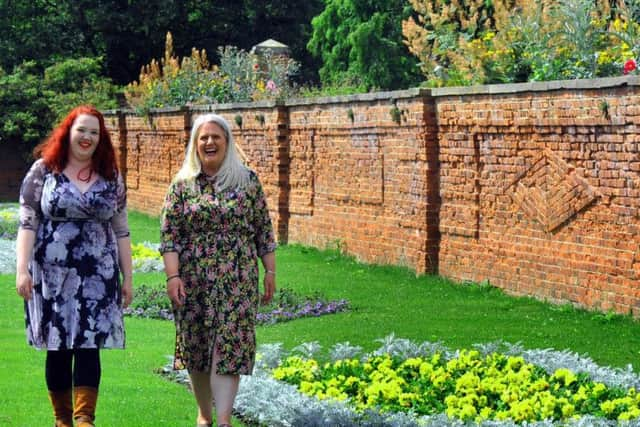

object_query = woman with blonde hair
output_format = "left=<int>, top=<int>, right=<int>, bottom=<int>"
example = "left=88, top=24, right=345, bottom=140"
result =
left=160, top=113, right=276, bottom=427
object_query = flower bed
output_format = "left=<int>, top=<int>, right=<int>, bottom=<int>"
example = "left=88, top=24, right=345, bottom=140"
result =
left=0, top=204, right=18, bottom=239
left=131, top=242, right=164, bottom=272
left=224, top=337, right=640, bottom=426
left=0, top=204, right=19, bottom=274
left=125, top=284, right=349, bottom=325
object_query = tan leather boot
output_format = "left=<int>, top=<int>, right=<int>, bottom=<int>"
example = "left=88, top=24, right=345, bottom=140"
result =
left=73, top=386, right=98, bottom=427
left=48, top=389, right=73, bottom=427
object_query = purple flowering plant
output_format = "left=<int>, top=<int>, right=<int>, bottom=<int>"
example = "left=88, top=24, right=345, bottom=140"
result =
left=257, top=287, right=349, bottom=325
left=125, top=285, right=349, bottom=324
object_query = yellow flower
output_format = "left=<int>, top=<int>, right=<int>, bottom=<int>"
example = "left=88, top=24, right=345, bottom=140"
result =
left=552, top=368, right=577, bottom=387
left=399, top=392, right=418, bottom=407
left=476, top=406, right=493, bottom=422
left=344, top=376, right=360, bottom=388
left=593, top=382, right=607, bottom=397
left=419, top=361, right=434, bottom=378
left=325, top=386, right=348, bottom=401
left=455, top=372, right=480, bottom=393
left=272, top=368, right=286, bottom=380
left=619, top=406, right=640, bottom=421
left=299, top=381, right=315, bottom=394
left=561, top=403, right=575, bottom=417
left=459, top=403, right=477, bottom=420
left=601, top=400, right=616, bottom=415
left=482, top=31, right=496, bottom=42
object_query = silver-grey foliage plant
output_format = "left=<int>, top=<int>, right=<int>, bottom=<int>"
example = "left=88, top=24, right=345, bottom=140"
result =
left=228, top=336, right=640, bottom=426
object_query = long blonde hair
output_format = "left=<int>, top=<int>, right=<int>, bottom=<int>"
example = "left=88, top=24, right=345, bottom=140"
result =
left=174, top=113, right=250, bottom=191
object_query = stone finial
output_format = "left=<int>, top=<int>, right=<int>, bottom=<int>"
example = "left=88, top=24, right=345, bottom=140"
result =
left=250, top=39, right=290, bottom=58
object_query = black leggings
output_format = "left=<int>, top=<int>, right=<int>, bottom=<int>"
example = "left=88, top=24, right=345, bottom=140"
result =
left=45, top=349, right=101, bottom=391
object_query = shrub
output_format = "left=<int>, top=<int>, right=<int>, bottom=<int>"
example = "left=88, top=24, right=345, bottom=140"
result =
left=0, top=61, right=55, bottom=153
left=125, top=32, right=300, bottom=111
left=0, top=57, right=118, bottom=159
left=44, top=57, right=119, bottom=122
left=307, top=0, right=422, bottom=91
left=403, top=0, right=640, bottom=86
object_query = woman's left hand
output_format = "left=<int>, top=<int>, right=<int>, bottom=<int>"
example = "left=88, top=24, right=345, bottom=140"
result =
left=122, top=277, right=133, bottom=308
left=262, top=273, right=275, bottom=305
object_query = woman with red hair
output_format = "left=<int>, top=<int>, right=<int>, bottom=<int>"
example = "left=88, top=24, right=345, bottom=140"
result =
left=15, top=105, right=133, bottom=427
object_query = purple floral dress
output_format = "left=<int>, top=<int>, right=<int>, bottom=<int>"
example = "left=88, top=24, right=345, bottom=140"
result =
left=160, top=171, right=276, bottom=374
left=19, top=159, right=128, bottom=350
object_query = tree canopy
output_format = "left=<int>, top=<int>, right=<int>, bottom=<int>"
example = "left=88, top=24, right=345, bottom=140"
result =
left=307, top=0, right=422, bottom=90
left=0, top=0, right=323, bottom=84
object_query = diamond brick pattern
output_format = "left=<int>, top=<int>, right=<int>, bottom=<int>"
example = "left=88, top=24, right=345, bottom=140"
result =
left=505, top=150, right=599, bottom=232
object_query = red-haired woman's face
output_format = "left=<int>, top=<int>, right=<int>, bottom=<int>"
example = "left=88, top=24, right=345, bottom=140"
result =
left=69, top=114, right=100, bottom=163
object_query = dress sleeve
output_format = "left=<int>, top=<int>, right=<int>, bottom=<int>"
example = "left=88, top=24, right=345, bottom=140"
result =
left=110, top=172, right=130, bottom=238
left=250, top=173, right=277, bottom=257
left=18, top=160, right=46, bottom=231
left=160, top=181, right=184, bottom=254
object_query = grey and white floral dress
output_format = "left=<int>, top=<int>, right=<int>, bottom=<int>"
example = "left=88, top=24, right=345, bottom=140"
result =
left=19, top=159, right=129, bottom=350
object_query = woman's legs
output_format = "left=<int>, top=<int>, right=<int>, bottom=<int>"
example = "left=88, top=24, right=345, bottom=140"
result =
left=189, top=350, right=240, bottom=426
left=46, top=350, right=74, bottom=427
left=46, top=350, right=74, bottom=390
left=210, top=351, right=239, bottom=426
left=72, top=349, right=101, bottom=427
left=189, top=370, right=214, bottom=424
left=45, top=349, right=101, bottom=426
left=73, top=349, right=101, bottom=387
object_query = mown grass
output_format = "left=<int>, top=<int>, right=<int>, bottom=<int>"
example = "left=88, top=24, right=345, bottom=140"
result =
left=128, top=210, right=161, bottom=244
left=256, top=245, right=640, bottom=369
left=0, top=274, right=200, bottom=426
left=1, top=210, right=639, bottom=426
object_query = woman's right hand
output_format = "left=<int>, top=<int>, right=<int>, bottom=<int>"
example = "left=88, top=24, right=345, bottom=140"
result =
left=167, top=276, right=186, bottom=307
left=16, top=271, right=33, bottom=301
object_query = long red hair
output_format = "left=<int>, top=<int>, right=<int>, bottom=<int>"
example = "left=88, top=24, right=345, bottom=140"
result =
left=34, top=105, right=118, bottom=181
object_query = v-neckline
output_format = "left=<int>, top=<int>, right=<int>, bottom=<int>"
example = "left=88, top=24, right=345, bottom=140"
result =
left=61, top=172, right=100, bottom=196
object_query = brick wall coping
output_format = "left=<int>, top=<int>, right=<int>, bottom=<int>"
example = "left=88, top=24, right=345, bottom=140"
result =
left=103, top=88, right=433, bottom=117
left=431, top=75, right=640, bottom=97
left=282, top=87, right=431, bottom=106
left=103, top=99, right=281, bottom=116
left=103, top=76, right=640, bottom=117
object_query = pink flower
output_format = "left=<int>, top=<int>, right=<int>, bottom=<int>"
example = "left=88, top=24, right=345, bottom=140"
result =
left=266, top=79, right=277, bottom=92
left=623, top=59, right=637, bottom=75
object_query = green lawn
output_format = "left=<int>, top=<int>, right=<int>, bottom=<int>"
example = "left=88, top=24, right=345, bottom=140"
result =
left=1, top=210, right=640, bottom=426
left=255, top=245, right=640, bottom=369
left=0, top=274, right=199, bottom=426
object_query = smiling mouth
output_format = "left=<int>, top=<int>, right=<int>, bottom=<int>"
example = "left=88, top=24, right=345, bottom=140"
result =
left=79, top=141, right=93, bottom=149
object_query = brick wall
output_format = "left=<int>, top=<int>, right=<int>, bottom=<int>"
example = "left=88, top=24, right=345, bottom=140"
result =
left=285, top=91, right=439, bottom=272
left=104, top=76, right=640, bottom=315
left=106, top=109, right=190, bottom=214
left=434, top=78, right=640, bottom=315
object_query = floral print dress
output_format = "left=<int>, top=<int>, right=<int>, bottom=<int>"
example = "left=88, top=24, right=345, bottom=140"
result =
left=19, top=160, right=128, bottom=350
left=160, top=171, right=276, bottom=375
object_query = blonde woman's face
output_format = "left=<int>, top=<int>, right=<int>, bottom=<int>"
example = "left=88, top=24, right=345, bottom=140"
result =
left=196, top=121, right=227, bottom=175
